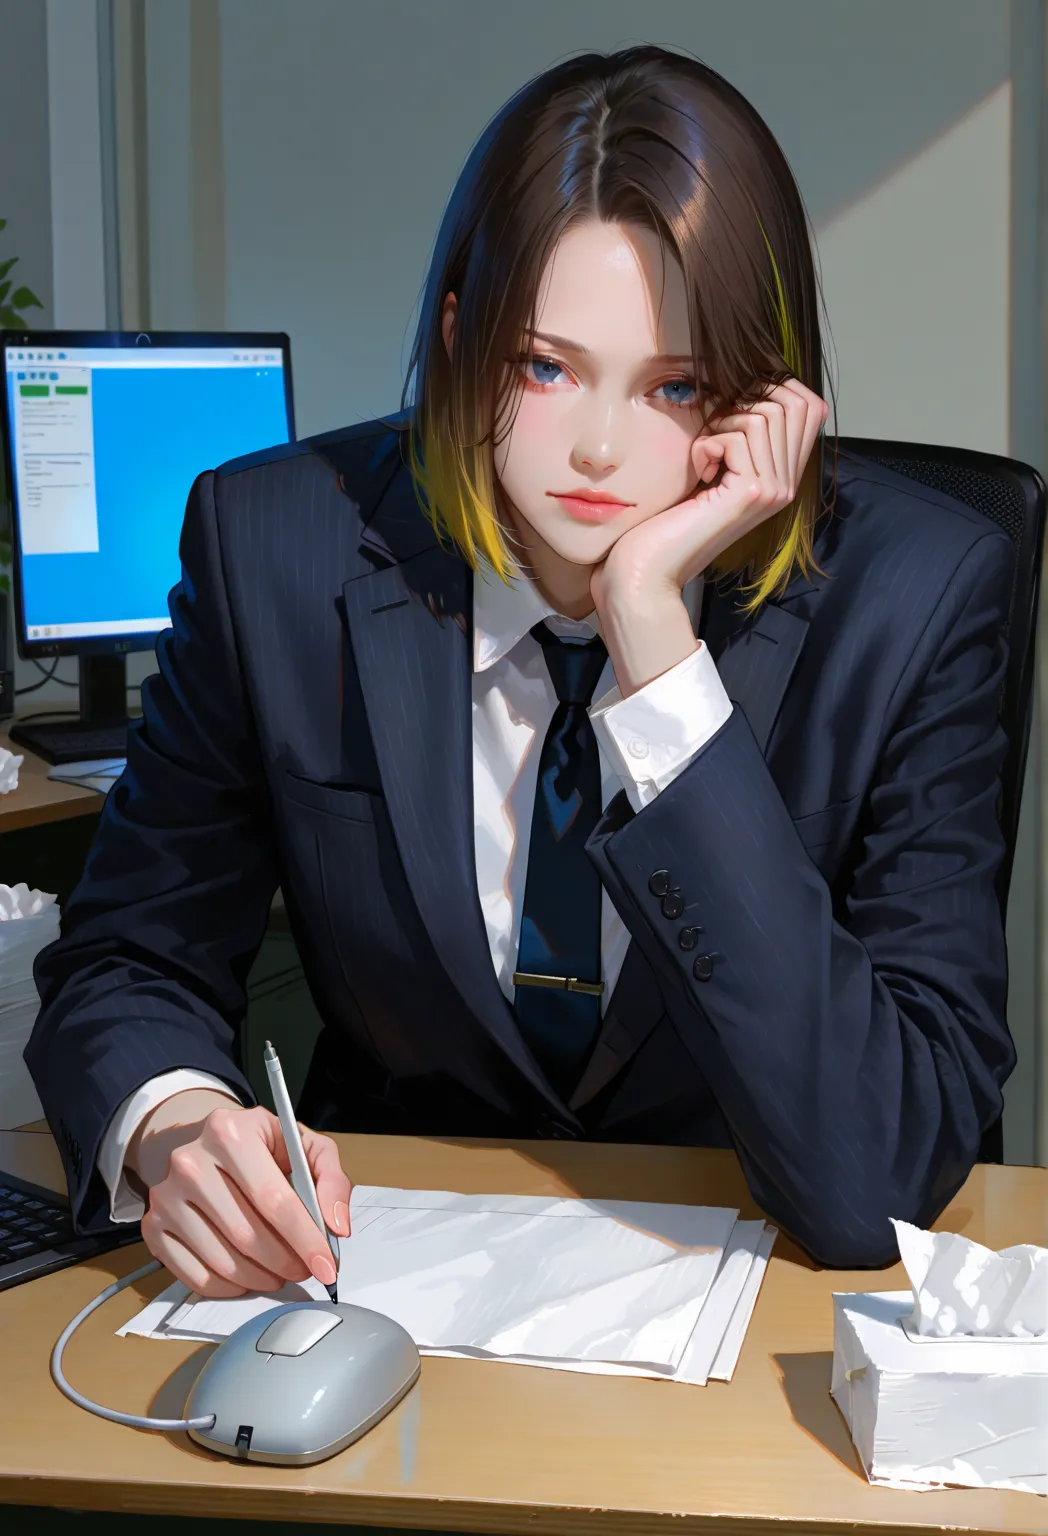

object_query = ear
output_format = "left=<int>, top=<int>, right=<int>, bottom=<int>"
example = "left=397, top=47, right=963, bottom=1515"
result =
left=441, top=292, right=457, bottom=360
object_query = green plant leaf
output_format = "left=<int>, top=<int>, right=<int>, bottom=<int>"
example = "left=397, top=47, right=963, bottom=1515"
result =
left=10, top=286, right=41, bottom=310
left=0, top=219, right=6, bottom=232
left=0, top=308, right=25, bottom=328
left=0, top=258, right=17, bottom=282
left=0, top=283, right=9, bottom=306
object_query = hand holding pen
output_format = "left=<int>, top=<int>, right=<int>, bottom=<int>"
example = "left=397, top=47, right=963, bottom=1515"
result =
left=127, top=1057, right=351, bottom=1299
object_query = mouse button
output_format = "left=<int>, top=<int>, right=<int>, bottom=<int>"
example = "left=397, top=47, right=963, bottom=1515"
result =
left=255, top=1308, right=343, bottom=1357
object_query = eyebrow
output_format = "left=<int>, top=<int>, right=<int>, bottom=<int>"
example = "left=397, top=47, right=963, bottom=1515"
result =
left=525, top=329, right=698, bottom=366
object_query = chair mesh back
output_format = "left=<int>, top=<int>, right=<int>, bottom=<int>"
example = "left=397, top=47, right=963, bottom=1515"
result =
left=856, top=455, right=1027, bottom=632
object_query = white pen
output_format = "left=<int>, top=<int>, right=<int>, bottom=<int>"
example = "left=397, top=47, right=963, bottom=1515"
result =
left=264, top=1040, right=341, bottom=1302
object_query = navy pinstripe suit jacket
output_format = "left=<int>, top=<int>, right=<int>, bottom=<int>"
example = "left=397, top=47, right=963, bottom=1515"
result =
left=25, top=419, right=1016, bottom=1268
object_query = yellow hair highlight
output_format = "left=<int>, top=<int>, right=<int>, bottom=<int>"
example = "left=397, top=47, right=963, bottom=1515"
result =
left=709, top=220, right=820, bottom=615
left=407, top=418, right=515, bottom=581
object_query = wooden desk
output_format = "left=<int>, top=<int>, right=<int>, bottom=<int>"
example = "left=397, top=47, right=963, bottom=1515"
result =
left=0, top=1131, right=1044, bottom=1534
left=0, top=725, right=102, bottom=834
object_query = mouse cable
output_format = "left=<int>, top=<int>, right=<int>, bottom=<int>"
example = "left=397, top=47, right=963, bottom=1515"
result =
left=50, top=1256, right=217, bottom=1432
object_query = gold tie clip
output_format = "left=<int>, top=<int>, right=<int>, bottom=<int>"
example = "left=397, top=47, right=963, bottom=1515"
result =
left=512, top=970, right=605, bottom=997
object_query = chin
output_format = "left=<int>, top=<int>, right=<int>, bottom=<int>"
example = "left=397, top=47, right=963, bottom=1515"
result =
left=520, top=510, right=625, bottom=566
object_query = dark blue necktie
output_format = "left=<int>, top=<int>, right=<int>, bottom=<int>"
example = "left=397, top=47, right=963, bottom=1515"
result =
left=513, top=621, right=608, bottom=1099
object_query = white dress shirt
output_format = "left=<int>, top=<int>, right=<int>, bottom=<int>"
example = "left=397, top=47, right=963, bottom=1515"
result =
left=98, top=570, right=732, bottom=1220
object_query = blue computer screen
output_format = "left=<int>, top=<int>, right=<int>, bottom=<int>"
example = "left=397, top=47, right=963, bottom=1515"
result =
left=3, top=343, right=290, bottom=641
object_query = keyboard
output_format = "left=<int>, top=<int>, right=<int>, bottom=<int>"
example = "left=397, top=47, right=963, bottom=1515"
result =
left=8, top=718, right=128, bottom=765
left=0, top=1170, right=142, bottom=1291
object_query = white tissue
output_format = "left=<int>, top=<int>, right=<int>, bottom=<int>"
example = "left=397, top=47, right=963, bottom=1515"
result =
left=0, top=883, right=59, bottom=1128
left=891, top=1218, right=1047, bottom=1339
left=0, top=883, right=58, bottom=921
left=0, top=746, right=22, bottom=794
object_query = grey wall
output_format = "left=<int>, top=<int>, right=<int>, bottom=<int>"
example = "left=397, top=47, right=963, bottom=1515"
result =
left=0, top=1, right=58, bottom=710
left=207, top=0, right=1015, bottom=436
left=0, top=0, right=54, bottom=328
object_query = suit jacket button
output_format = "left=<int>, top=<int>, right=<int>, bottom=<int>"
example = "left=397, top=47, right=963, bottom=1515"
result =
left=678, top=925, right=703, bottom=950
left=661, top=892, right=684, bottom=920
left=648, top=869, right=675, bottom=897
left=693, top=953, right=716, bottom=982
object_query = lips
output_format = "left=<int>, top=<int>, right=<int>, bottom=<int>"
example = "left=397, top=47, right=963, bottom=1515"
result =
left=549, top=491, right=633, bottom=524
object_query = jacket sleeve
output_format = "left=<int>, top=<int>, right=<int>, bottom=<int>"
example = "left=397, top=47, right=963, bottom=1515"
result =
left=585, top=532, right=1016, bottom=1268
left=25, top=469, right=273, bottom=1234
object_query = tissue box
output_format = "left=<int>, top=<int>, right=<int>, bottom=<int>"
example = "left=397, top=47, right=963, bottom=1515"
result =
left=831, top=1291, right=1047, bottom=1495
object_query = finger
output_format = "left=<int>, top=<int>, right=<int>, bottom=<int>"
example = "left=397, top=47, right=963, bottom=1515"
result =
left=202, top=1108, right=340, bottom=1284
left=701, top=441, right=724, bottom=482
left=164, top=1141, right=313, bottom=1284
left=766, top=379, right=828, bottom=487
left=301, top=1125, right=353, bottom=1237
left=796, top=393, right=831, bottom=482
left=141, top=1212, right=253, bottom=1299
left=712, top=404, right=783, bottom=488
left=148, top=1178, right=296, bottom=1292
left=701, top=428, right=760, bottom=495
left=690, top=434, right=724, bottom=485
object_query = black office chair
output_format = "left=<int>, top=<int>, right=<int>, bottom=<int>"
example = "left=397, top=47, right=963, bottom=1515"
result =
left=836, top=437, right=1047, bottom=1164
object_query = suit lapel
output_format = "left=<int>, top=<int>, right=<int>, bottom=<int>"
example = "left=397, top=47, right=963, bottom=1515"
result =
left=703, top=580, right=811, bottom=754
left=340, top=462, right=561, bottom=1109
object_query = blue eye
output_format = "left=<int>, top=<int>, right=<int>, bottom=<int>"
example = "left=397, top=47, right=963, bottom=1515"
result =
left=654, top=378, right=698, bottom=406
left=523, top=356, right=566, bottom=387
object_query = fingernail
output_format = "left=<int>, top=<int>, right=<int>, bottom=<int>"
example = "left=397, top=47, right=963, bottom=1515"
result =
left=333, top=1201, right=349, bottom=1235
left=311, top=1254, right=337, bottom=1286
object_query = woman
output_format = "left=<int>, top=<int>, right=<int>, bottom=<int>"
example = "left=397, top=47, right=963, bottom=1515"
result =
left=27, top=46, right=1014, bottom=1291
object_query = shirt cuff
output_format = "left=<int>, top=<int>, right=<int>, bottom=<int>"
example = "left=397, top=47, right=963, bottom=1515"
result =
left=98, top=1068, right=244, bottom=1223
left=589, top=641, right=733, bottom=813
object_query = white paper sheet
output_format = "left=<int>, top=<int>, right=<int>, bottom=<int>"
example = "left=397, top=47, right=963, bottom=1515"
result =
left=333, top=1187, right=737, bottom=1369
left=676, top=1219, right=775, bottom=1385
left=118, top=1186, right=775, bottom=1384
left=709, top=1220, right=777, bottom=1379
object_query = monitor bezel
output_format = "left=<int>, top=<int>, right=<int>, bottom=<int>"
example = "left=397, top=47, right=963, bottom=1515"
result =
left=0, top=328, right=295, bottom=661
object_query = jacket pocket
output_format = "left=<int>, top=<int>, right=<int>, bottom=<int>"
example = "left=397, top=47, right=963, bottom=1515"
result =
left=282, top=770, right=382, bottom=825
left=791, top=795, right=858, bottom=852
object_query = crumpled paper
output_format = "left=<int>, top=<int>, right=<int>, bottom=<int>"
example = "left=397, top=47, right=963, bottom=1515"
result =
left=0, top=745, right=23, bottom=794
left=0, top=882, right=58, bottom=920
left=891, top=1217, right=1047, bottom=1339
left=0, top=882, right=59, bottom=1128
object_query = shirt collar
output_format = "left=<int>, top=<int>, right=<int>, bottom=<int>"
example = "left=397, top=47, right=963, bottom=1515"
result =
left=473, top=564, right=704, bottom=674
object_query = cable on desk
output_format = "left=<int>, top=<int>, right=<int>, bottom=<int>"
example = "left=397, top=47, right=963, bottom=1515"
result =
left=33, top=658, right=78, bottom=687
left=15, top=659, right=64, bottom=695
left=15, top=649, right=149, bottom=697
left=50, top=1257, right=217, bottom=1433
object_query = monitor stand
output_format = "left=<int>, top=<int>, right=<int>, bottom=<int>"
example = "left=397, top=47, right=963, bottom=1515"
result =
left=9, top=654, right=130, bottom=765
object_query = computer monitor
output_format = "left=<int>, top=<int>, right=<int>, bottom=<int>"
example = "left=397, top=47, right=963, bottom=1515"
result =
left=0, top=329, right=294, bottom=760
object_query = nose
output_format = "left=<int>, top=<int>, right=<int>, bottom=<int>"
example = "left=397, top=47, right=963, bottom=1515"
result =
left=571, top=398, right=623, bottom=476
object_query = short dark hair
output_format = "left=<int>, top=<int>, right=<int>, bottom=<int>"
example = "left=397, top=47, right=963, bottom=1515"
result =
left=401, top=44, right=836, bottom=610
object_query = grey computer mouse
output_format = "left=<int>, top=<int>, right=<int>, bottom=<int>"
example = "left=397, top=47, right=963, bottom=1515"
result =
left=183, top=1300, right=421, bottom=1465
